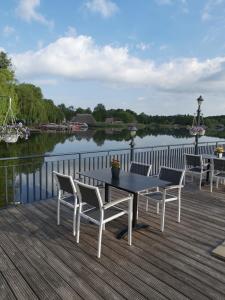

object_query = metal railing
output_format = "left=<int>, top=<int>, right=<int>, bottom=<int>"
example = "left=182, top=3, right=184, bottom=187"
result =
left=0, top=140, right=224, bottom=208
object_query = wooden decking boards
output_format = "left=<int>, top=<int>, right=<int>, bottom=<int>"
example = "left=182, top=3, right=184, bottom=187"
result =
left=0, top=183, right=225, bottom=299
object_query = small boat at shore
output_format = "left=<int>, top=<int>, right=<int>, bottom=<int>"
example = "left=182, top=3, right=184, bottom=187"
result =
left=70, top=122, right=88, bottom=132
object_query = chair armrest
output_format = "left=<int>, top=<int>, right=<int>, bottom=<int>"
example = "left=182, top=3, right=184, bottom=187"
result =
left=103, top=196, right=133, bottom=210
left=163, top=185, right=183, bottom=191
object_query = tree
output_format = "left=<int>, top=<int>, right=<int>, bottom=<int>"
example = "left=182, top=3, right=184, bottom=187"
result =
left=0, top=52, right=13, bottom=70
left=0, top=52, right=18, bottom=124
left=93, top=103, right=106, bottom=122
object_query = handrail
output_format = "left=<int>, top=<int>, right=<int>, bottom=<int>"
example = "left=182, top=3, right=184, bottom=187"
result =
left=0, top=140, right=225, bottom=162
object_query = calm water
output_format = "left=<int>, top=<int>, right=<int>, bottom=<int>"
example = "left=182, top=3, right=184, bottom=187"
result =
left=0, top=127, right=225, bottom=208
left=1, top=127, right=225, bottom=158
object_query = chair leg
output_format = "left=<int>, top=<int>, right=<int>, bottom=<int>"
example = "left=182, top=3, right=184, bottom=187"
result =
left=97, top=222, right=103, bottom=258
left=76, top=207, right=81, bottom=243
left=145, top=199, right=149, bottom=211
left=177, top=190, right=181, bottom=223
left=210, top=174, right=213, bottom=193
left=199, top=173, right=202, bottom=190
left=161, top=196, right=166, bottom=232
left=156, top=202, right=159, bottom=214
left=128, top=199, right=133, bottom=246
left=73, top=207, right=77, bottom=236
left=57, top=200, right=60, bottom=225
left=216, top=178, right=219, bottom=189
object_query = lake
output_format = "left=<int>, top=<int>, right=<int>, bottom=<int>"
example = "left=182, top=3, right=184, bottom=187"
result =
left=1, top=126, right=225, bottom=208
left=0, top=127, right=225, bottom=158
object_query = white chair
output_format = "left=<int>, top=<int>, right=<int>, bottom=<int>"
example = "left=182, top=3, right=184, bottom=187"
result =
left=129, top=161, right=152, bottom=217
left=53, top=171, right=78, bottom=236
left=129, top=161, right=152, bottom=177
left=210, top=158, right=225, bottom=192
left=184, top=154, right=208, bottom=190
left=142, top=167, right=185, bottom=232
left=74, top=180, right=133, bottom=258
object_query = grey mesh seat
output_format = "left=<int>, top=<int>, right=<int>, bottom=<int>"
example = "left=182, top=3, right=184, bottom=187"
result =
left=74, top=180, right=133, bottom=258
left=142, top=167, right=185, bottom=232
left=210, top=158, right=225, bottom=192
left=184, top=154, right=208, bottom=190
left=53, top=171, right=78, bottom=236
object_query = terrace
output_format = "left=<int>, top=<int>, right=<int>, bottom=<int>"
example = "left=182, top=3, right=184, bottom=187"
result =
left=0, top=141, right=225, bottom=299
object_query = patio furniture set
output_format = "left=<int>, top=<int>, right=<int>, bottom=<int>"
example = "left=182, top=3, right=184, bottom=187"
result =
left=53, top=152, right=225, bottom=258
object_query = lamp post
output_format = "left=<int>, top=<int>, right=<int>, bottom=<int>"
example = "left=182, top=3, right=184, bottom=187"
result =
left=194, top=95, right=204, bottom=155
left=129, top=126, right=137, bottom=162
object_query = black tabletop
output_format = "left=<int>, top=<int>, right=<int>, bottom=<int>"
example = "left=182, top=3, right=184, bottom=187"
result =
left=79, top=169, right=172, bottom=193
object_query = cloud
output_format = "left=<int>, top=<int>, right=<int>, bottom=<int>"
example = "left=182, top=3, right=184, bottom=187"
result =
left=155, top=0, right=189, bottom=12
left=155, top=0, right=173, bottom=5
left=10, top=34, right=225, bottom=97
left=65, top=26, right=77, bottom=37
left=85, top=0, right=118, bottom=18
left=136, top=42, right=152, bottom=51
left=16, top=0, right=54, bottom=28
left=202, top=0, right=224, bottom=21
left=3, top=25, right=15, bottom=37
left=137, top=96, right=145, bottom=102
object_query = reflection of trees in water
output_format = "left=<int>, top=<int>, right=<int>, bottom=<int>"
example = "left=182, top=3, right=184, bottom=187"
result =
left=0, top=133, right=73, bottom=208
left=138, top=127, right=191, bottom=138
left=1, top=128, right=224, bottom=208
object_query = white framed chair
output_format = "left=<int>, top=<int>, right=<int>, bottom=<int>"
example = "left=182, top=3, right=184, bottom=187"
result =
left=53, top=171, right=78, bottom=236
left=74, top=180, right=133, bottom=258
left=129, top=161, right=152, bottom=217
left=184, top=154, right=208, bottom=190
left=129, top=161, right=152, bottom=177
left=142, top=167, right=185, bottom=232
left=210, top=158, right=225, bottom=192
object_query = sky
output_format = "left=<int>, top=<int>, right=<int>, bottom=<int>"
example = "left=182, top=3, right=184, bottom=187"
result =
left=0, top=0, right=225, bottom=116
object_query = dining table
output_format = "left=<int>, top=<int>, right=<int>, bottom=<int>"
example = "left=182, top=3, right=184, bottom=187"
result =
left=78, top=168, right=172, bottom=239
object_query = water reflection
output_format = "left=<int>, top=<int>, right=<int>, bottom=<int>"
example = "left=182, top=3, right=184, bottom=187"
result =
left=0, top=127, right=225, bottom=158
left=0, top=127, right=224, bottom=208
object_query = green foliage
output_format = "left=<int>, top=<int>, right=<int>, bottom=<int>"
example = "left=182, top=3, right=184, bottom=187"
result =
left=93, top=103, right=106, bottom=122
left=0, top=52, right=18, bottom=124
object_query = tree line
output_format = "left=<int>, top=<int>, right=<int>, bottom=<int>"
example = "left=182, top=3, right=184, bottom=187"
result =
left=0, top=51, right=224, bottom=127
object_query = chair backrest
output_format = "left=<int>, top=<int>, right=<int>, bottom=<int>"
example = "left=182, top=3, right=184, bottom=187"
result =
left=53, top=171, right=76, bottom=195
left=212, top=158, right=225, bottom=172
left=159, top=167, right=185, bottom=186
left=185, top=154, right=202, bottom=168
left=74, top=180, right=103, bottom=209
left=130, top=161, right=151, bottom=176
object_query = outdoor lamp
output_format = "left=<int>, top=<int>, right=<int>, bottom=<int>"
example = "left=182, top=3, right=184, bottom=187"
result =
left=197, top=95, right=204, bottom=107
left=129, top=126, right=137, bottom=138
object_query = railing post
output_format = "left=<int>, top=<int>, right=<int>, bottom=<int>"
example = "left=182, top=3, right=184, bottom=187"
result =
left=79, top=153, right=81, bottom=179
left=5, top=166, right=8, bottom=206
left=167, top=145, right=170, bottom=167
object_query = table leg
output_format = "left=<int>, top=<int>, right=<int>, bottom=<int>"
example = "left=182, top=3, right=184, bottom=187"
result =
left=206, top=159, right=210, bottom=183
left=105, top=183, right=109, bottom=202
left=116, top=192, right=149, bottom=239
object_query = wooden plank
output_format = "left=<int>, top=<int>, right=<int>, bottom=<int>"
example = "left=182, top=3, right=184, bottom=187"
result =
left=39, top=200, right=210, bottom=299
left=6, top=208, right=125, bottom=300
left=0, top=211, right=99, bottom=300
left=0, top=272, right=16, bottom=300
left=16, top=203, right=158, bottom=300
left=46, top=198, right=225, bottom=299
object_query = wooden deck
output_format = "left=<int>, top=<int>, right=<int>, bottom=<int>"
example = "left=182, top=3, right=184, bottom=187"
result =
left=0, top=182, right=225, bottom=299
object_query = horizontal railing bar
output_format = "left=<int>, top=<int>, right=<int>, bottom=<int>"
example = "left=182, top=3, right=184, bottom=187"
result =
left=0, top=140, right=225, bottom=162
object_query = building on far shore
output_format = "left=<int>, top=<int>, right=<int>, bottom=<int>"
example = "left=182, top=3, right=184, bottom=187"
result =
left=105, top=117, right=123, bottom=125
left=71, top=114, right=96, bottom=126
